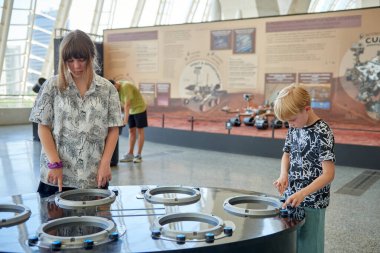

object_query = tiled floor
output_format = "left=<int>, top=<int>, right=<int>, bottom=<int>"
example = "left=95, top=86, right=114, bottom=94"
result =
left=0, top=124, right=379, bottom=253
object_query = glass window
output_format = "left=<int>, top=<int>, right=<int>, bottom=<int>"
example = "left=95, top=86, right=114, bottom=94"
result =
left=138, top=0, right=160, bottom=27
left=159, top=0, right=193, bottom=25
left=27, top=72, right=40, bottom=83
left=112, top=0, right=138, bottom=29
left=4, top=54, right=25, bottom=70
left=36, top=0, right=59, bottom=13
left=27, top=0, right=59, bottom=91
left=67, top=0, right=97, bottom=32
left=30, top=44, right=47, bottom=58
left=7, top=25, right=29, bottom=40
left=0, top=0, right=3, bottom=21
left=191, top=0, right=208, bottom=23
left=28, top=58, right=43, bottom=70
left=13, top=0, right=33, bottom=9
left=10, top=9, right=31, bottom=24
left=5, top=41, right=26, bottom=55
left=34, top=13, right=55, bottom=28
left=31, top=29, right=51, bottom=45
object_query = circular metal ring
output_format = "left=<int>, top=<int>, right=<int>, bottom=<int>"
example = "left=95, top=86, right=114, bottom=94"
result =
left=55, top=189, right=116, bottom=209
left=36, top=216, right=118, bottom=249
left=152, top=212, right=234, bottom=241
left=0, top=204, right=31, bottom=228
left=223, top=195, right=281, bottom=217
left=144, top=186, right=201, bottom=205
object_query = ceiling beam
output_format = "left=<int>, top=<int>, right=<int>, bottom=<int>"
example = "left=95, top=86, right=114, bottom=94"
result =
left=287, top=0, right=311, bottom=14
left=255, top=0, right=280, bottom=17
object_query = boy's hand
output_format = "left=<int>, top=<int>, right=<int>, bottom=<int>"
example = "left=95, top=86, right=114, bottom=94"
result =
left=273, top=175, right=288, bottom=195
left=283, top=190, right=306, bottom=208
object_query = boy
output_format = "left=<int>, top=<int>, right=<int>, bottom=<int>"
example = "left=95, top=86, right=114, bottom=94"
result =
left=273, top=84, right=335, bottom=253
left=115, top=80, right=148, bottom=163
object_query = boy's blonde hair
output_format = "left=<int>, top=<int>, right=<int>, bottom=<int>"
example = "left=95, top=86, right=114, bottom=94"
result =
left=273, top=84, right=311, bottom=122
left=57, top=30, right=99, bottom=91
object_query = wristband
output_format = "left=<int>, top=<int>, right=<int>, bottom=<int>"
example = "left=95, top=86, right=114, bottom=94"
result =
left=48, top=161, right=63, bottom=169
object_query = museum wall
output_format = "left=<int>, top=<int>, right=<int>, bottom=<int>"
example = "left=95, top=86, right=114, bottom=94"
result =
left=103, top=7, right=380, bottom=147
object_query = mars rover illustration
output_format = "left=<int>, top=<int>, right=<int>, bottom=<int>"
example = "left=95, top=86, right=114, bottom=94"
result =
left=181, top=61, right=226, bottom=112
left=345, top=43, right=380, bottom=120
left=183, top=82, right=224, bottom=112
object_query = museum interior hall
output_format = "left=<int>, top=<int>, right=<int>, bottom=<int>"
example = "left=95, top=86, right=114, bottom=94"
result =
left=0, top=1, right=379, bottom=253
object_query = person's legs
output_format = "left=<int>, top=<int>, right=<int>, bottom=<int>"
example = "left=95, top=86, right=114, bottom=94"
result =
left=132, top=111, right=148, bottom=163
left=120, top=115, right=137, bottom=162
left=136, top=128, right=145, bottom=155
left=128, top=127, right=137, bottom=154
left=297, top=207, right=326, bottom=253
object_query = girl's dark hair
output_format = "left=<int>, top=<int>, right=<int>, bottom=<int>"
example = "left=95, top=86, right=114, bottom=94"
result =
left=57, top=30, right=99, bottom=91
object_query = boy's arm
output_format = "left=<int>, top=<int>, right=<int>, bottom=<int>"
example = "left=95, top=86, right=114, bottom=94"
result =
left=284, top=160, right=335, bottom=208
left=280, top=152, right=290, bottom=179
left=273, top=152, right=290, bottom=195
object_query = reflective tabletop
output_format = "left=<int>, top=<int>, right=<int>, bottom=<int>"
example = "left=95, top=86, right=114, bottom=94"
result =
left=0, top=185, right=303, bottom=253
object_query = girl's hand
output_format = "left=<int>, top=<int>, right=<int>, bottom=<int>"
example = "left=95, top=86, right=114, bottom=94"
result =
left=47, top=169, right=63, bottom=192
left=97, top=160, right=112, bottom=188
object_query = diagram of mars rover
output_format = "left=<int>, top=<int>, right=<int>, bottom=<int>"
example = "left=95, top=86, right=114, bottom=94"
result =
left=345, top=43, right=380, bottom=120
left=183, top=82, right=224, bottom=112
left=181, top=61, right=226, bottom=112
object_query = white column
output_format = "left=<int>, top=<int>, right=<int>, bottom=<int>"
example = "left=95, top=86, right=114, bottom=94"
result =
left=90, top=0, right=105, bottom=35
left=130, top=0, right=146, bottom=27
left=235, top=9, right=243, bottom=19
left=209, top=0, right=222, bottom=21
left=0, top=0, right=14, bottom=82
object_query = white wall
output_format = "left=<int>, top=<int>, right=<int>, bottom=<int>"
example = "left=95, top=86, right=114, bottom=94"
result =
left=0, top=108, right=31, bottom=125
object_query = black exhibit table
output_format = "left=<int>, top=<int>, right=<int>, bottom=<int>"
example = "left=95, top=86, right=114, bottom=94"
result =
left=0, top=185, right=303, bottom=253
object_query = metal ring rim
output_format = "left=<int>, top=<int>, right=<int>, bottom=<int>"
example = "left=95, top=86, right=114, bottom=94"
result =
left=36, top=216, right=117, bottom=249
left=144, top=186, right=201, bottom=205
left=55, top=189, right=116, bottom=209
left=223, top=195, right=281, bottom=217
left=152, top=212, right=228, bottom=240
left=0, top=204, right=31, bottom=227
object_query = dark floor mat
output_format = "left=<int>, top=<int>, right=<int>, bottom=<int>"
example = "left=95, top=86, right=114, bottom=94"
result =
left=336, top=170, right=380, bottom=196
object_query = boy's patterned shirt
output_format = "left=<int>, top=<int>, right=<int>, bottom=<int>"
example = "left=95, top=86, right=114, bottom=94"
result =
left=283, top=119, right=335, bottom=209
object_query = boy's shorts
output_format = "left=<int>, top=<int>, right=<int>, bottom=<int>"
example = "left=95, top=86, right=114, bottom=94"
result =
left=128, top=110, right=148, bottom=128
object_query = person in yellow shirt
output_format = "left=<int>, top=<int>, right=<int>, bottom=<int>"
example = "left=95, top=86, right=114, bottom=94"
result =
left=115, top=80, right=148, bottom=163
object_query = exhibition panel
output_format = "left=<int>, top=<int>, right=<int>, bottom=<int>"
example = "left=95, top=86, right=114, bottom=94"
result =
left=103, top=7, right=380, bottom=147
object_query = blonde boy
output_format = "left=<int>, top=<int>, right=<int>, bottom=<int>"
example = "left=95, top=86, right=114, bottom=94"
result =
left=273, top=84, right=335, bottom=253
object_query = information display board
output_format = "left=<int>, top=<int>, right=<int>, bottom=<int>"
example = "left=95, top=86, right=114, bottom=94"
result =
left=104, top=8, right=380, bottom=124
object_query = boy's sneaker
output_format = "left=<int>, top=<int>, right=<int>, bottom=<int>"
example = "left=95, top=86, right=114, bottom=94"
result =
left=133, top=155, right=142, bottom=163
left=120, top=153, right=134, bottom=162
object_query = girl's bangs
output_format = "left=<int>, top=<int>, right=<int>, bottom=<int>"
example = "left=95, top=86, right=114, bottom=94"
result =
left=62, top=43, right=90, bottom=61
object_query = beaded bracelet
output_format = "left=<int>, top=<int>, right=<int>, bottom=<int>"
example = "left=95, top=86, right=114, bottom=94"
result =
left=47, top=161, right=63, bottom=169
